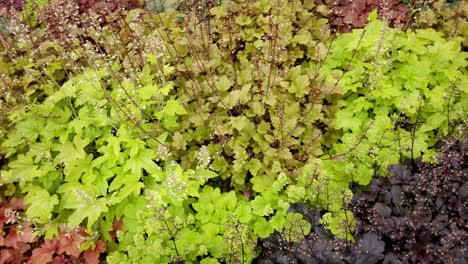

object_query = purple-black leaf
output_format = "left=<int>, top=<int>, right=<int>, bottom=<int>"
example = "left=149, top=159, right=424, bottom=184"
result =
left=389, top=164, right=411, bottom=184
left=458, top=183, right=468, bottom=199
left=353, top=232, right=385, bottom=264
left=374, top=202, right=392, bottom=217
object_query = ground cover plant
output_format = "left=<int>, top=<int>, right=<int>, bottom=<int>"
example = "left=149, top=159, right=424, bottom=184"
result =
left=0, top=195, right=107, bottom=264
left=256, top=137, right=467, bottom=263
left=409, top=0, right=467, bottom=48
left=0, top=0, right=466, bottom=263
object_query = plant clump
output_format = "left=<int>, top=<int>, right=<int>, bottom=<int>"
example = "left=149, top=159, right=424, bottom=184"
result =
left=409, top=0, right=468, bottom=48
left=313, top=0, right=410, bottom=32
left=0, top=195, right=107, bottom=264
left=256, top=137, right=467, bottom=263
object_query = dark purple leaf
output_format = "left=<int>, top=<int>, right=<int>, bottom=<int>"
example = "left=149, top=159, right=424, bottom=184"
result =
left=353, top=232, right=385, bottom=264
left=458, top=183, right=468, bottom=199
left=383, top=253, right=403, bottom=264
left=374, top=203, right=392, bottom=217
left=390, top=185, right=403, bottom=206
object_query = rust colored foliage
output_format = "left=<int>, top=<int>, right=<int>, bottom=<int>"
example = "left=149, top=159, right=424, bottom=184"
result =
left=0, top=197, right=34, bottom=264
left=0, top=0, right=23, bottom=19
left=316, top=0, right=410, bottom=32
left=0, top=196, right=107, bottom=264
left=27, top=229, right=106, bottom=264
left=0, top=0, right=23, bottom=12
left=37, top=0, right=141, bottom=45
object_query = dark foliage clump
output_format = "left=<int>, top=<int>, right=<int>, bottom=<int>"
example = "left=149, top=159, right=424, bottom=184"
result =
left=0, top=0, right=22, bottom=34
left=353, top=138, right=467, bottom=263
left=0, top=0, right=23, bottom=13
left=37, top=0, right=141, bottom=45
left=256, top=138, right=467, bottom=264
left=314, top=0, right=409, bottom=32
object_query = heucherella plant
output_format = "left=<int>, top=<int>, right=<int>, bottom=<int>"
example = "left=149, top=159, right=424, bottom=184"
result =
left=0, top=57, right=188, bottom=237
left=315, top=10, right=466, bottom=239
left=319, top=10, right=467, bottom=181
left=107, top=164, right=313, bottom=263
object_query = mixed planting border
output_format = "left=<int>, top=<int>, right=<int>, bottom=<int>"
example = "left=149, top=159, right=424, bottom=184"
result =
left=0, top=0, right=466, bottom=263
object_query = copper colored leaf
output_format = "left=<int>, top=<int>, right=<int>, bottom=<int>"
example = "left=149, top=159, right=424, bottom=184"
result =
left=28, top=247, right=55, bottom=264
left=52, top=255, right=68, bottom=264
left=0, top=248, right=30, bottom=264
left=0, top=249, right=14, bottom=264
left=56, top=230, right=86, bottom=258
left=83, top=240, right=106, bottom=264
left=6, top=197, right=27, bottom=211
left=1, top=246, right=28, bottom=264
left=4, top=224, right=36, bottom=249
left=111, top=219, right=123, bottom=241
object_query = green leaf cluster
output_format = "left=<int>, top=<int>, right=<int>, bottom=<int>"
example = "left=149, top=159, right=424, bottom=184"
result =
left=410, top=0, right=468, bottom=48
left=0, top=59, right=188, bottom=237
left=320, top=17, right=467, bottom=182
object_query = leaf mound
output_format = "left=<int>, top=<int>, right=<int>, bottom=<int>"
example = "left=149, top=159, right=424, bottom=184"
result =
left=256, top=137, right=468, bottom=264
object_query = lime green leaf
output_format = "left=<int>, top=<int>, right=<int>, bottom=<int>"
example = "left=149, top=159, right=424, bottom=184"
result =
left=123, top=148, right=161, bottom=178
left=138, top=84, right=159, bottom=100
left=65, top=154, right=94, bottom=182
left=246, top=159, right=262, bottom=177
left=3, top=154, right=42, bottom=183
left=235, top=15, right=252, bottom=26
left=234, top=204, right=252, bottom=223
left=216, top=191, right=237, bottom=211
left=172, top=131, right=186, bottom=150
left=139, top=64, right=154, bottom=86
left=289, top=75, right=309, bottom=97
left=112, top=60, right=121, bottom=71
left=53, top=135, right=89, bottom=167
left=211, top=6, right=227, bottom=18
left=230, top=116, right=250, bottom=131
left=293, top=29, right=312, bottom=45
left=215, top=75, right=232, bottom=92
left=253, top=217, right=274, bottom=238
left=332, top=110, right=362, bottom=131
left=250, top=196, right=273, bottom=216
left=367, top=9, right=378, bottom=22
left=201, top=223, right=220, bottom=237
left=250, top=174, right=275, bottom=193
left=200, top=258, right=220, bottom=264
left=163, top=99, right=187, bottom=116
left=354, top=164, right=373, bottom=185
left=24, top=186, right=59, bottom=224
left=163, top=64, right=175, bottom=75
left=159, top=83, right=174, bottom=95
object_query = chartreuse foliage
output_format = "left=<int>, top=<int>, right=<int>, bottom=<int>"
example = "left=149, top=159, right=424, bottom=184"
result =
left=315, top=12, right=466, bottom=238
left=411, top=0, right=467, bottom=47
left=0, top=27, right=66, bottom=140
left=139, top=1, right=465, bottom=242
left=319, top=12, right=467, bottom=181
left=0, top=63, right=186, bottom=236
left=0, top=1, right=467, bottom=263
left=20, top=0, right=48, bottom=26
left=107, top=160, right=312, bottom=263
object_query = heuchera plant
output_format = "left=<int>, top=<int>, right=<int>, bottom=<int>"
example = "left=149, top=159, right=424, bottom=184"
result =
left=257, top=137, right=467, bottom=263
left=0, top=196, right=106, bottom=264
left=314, top=0, right=409, bottom=32
left=0, top=1, right=466, bottom=263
